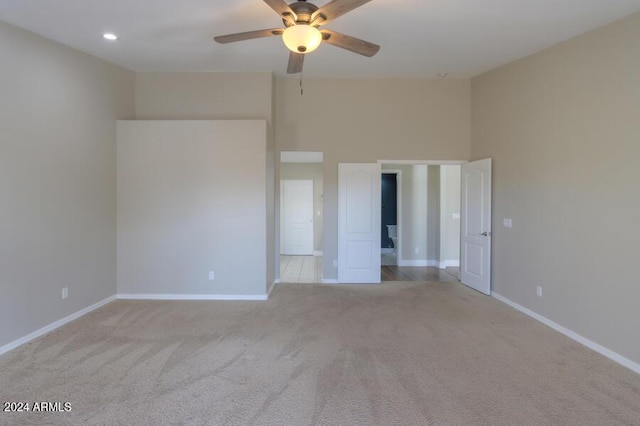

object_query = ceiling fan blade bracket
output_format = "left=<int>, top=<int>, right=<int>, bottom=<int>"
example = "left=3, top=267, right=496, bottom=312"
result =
left=281, top=12, right=297, bottom=27
left=263, top=0, right=295, bottom=18
left=309, top=13, right=327, bottom=27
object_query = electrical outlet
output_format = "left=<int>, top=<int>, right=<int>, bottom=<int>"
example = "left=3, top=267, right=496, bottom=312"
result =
left=332, top=259, right=338, bottom=268
left=208, top=271, right=215, bottom=281
left=536, top=285, right=543, bottom=297
left=61, top=287, right=68, bottom=299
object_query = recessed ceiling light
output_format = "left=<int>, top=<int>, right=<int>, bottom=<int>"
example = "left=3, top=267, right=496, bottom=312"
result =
left=437, top=73, right=449, bottom=78
left=103, top=33, right=118, bottom=41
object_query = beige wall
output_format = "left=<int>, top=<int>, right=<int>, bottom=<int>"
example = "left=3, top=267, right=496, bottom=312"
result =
left=408, top=165, right=429, bottom=262
left=440, top=165, right=461, bottom=264
left=277, top=78, right=471, bottom=278
left=279, top=163, right=324, bottom=253
left=117, top=120, right=268, bottom=296
left=427, top=166, right=440, bottom=261
left=135, top=72, right=273, bottom=121
left=134, top=72, right=277, bottom=289
left=472, top=12, right=640, bottom=364
left=0, top=22, right=134, bottom=348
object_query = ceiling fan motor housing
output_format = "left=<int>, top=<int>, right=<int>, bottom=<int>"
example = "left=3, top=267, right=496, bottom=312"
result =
left=284, top=0, right=321, bottom=27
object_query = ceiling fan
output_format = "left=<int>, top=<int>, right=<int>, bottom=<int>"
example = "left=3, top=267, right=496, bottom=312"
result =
left=214, top=0, right=380, bottom=74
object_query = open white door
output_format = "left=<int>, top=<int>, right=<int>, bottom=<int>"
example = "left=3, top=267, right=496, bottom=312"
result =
left=460, top=158, right=492, bottom=295
left=338, top=163, right=381, bottom=283
left=281, top=180, right=314, bottom=255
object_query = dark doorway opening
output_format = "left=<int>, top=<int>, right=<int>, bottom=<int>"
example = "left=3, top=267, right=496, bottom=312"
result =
left=381, top=173, right=397, bottom=250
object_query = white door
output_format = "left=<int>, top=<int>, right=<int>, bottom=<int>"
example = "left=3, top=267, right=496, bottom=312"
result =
left=460, top=158, right=492, bottom=294
left=281, top=180, right=314, bottom=255
left=338, top=163, right=381, bottom=283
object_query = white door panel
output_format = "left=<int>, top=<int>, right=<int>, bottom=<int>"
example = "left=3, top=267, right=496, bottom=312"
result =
left=338, top=163, right=381, bottom=283
left=460, top=158, right=492, bottom=294
left=281, top=180, right=314, bottom=255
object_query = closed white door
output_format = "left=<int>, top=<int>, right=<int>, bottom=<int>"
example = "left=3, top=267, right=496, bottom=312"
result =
left=338, top=163, right=381, bottom=283
left=281, top=180, right=314, bottom=255
left=460, top=158, right=492, bottom=294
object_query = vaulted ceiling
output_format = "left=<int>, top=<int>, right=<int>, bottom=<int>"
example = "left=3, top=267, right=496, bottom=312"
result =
left=2, top=0, right=640, bottom=78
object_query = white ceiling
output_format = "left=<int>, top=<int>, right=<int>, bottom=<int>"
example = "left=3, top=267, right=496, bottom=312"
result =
left=2, top=0, right=639, bottom=78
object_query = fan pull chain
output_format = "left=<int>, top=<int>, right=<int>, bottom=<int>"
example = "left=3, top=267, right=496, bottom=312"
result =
left=299, top=70, right=304, bottom=96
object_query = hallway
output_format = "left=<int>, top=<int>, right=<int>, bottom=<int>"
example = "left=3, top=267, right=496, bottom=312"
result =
left=281, top=255, right=459, bottom=283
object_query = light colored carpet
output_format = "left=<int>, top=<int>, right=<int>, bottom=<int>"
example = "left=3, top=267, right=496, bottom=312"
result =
left=1, top=281, right=639, bottom=425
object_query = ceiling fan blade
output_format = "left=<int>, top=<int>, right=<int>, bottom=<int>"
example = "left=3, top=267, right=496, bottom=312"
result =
left=287, top=52, right=305, bottom=74
left=214, top=28, right=283, bottom=44
left=320, top=29, right=379, bottom=57
left=263, top=0, right=296, bottom=18
left=312, top=0, right=372, bottom=25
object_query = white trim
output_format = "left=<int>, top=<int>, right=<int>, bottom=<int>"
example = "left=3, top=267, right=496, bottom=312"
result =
left=492, top=292, right=640, bottom=375
left=378, top=160, right=466, bottom=165
left=280, top=151, right=323, bottom=163
left=313, top=251, right=323, bottom=257
left=117, top=294, right=268, bottom=301
left=321, top=279, right=339, bottom=284
left=438, top=259, right=460, bottom=269
left=0, top=295, right=116, bottom=357
left=267, top=281, right=277, bottom=297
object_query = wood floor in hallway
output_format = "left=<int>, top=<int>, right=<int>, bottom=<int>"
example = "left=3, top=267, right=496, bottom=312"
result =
left=381, top=265, right=459, bottom=282
left=280, top=255, right=459, bottom=283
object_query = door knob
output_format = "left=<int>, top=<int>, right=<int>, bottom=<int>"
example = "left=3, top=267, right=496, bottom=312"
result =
left=480, top=231, right=490, bottom=236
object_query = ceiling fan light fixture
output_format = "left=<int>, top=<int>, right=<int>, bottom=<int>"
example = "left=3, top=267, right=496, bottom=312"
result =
left=282, top=25, right=322, bottom=54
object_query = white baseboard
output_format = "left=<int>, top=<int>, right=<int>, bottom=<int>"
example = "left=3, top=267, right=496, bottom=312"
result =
left=492, top=292, right=640, bottom=375
left=322, top=279, right=339, bottom=284
left=267, top=281, right=277, bottom=297
left=313, top=251, right=323, bottom=257
left=438, top=259, right=460, bottom=269
left=117, top=294, right=268, bottom=301
left=0, top=295, right=116, bottom=357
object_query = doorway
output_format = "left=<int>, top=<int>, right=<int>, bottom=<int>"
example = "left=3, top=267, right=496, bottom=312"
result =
left=378, top=163, right=462, bottom=282
left=279, top=151, right=324, bottom=283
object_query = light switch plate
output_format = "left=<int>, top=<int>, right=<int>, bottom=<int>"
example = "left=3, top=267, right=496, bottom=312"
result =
left=503, top=218, right=513, bottom=228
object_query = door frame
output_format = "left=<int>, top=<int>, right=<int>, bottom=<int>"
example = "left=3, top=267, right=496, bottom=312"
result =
left=381, top=169, right=402, bottom=265
left=277, top=151, right=324, bottom=283
left=377, top=160, right=468, bottom=277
